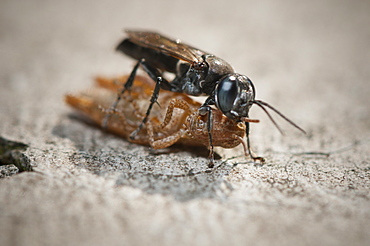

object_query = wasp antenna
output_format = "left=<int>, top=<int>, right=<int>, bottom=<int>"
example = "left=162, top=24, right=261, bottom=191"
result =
left=253, top=101, right=284, bottom=135
left=253, top=100, right=306, bottom=134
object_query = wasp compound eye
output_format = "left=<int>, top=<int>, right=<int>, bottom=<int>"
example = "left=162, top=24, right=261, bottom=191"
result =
left=216, top=75, right=238, bottom=116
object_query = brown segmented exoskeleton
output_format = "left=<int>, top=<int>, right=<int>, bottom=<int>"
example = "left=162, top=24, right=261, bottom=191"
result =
left=65, top=75, right=259, bottom=166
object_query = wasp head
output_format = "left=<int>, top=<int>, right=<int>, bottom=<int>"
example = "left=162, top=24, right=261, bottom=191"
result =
left=215, top=73, right=255, bottom=122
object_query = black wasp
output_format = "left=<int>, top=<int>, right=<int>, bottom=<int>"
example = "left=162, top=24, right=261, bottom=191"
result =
left=106, top=30, right=305, bottom=166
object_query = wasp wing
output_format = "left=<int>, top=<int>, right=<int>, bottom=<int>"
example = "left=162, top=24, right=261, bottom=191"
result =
left=125, top=30, right=204, bottom=65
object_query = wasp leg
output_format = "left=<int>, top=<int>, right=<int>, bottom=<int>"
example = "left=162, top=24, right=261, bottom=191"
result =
left=130, top=84, right=191, bottom=141
left=105, top=58, right=174, bottom=138
left=127, top=60, right=173, bottom=139
left=133, top=61, right=177, bottom=140
left=96, top=76, right=145, bottom=118
left=245, top=121, right=265, bottom=163
left=103, top=59, right=142, bottom=128
left=199, top=95, right=217, bottom=168
left=129, top=76, right=163, bottom=139
left=199, top=105, right=214, bottom=168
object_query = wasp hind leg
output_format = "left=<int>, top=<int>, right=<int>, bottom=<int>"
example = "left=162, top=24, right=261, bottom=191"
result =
left=105, top=58, right=173, bottom=139
left=129, top=76, right=163, bottom=140
left=126, top=60, right=173, bottom=140
left=103, top=59, right=142, bottom=128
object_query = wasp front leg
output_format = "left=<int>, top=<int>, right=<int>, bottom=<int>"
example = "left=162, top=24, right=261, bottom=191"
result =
left=199, top=105, right=215, bottom=168
left=245, top=121, right=265, bottom=163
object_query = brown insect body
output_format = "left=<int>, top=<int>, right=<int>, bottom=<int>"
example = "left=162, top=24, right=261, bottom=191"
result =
left=65, top=75, right=247, bottom=152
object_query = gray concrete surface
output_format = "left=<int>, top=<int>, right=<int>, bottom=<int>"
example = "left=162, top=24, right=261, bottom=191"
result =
left=0, top=0, right=369, bottom=245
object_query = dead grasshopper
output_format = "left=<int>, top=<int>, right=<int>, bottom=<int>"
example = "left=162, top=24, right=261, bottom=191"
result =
left=65, top=75, right=259, bottom=167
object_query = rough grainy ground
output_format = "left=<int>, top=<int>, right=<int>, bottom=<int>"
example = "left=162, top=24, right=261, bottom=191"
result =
left=0, top=0, right=369, bottom=245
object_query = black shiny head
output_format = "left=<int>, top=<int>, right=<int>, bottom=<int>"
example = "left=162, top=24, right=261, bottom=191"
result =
left=215, top=74, right=255, bottom=121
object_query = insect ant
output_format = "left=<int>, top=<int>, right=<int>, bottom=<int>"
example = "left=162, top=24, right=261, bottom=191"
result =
left=104, top=30, right=305, bottom=165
